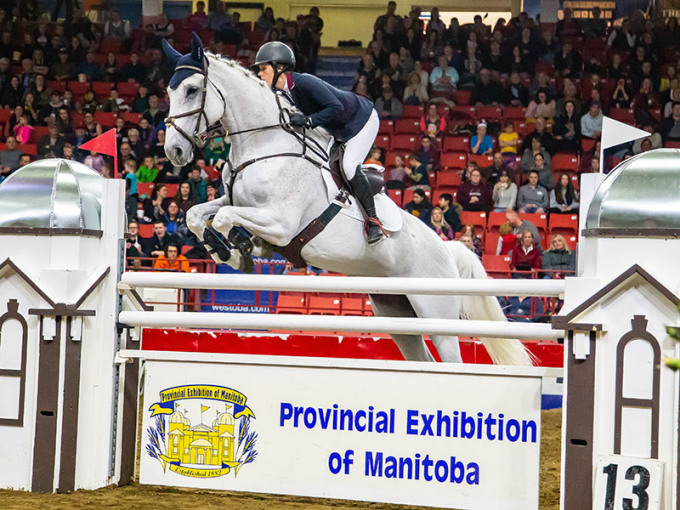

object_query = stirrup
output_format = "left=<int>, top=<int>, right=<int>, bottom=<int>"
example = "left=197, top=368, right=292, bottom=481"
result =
left=365, top=217, right=388, bottom=244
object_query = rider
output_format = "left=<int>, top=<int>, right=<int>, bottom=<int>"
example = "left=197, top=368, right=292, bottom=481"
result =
left=254, top=41, right=385, bottom=245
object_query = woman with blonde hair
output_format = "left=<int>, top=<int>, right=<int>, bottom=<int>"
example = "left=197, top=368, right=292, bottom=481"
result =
left=460, top=224, right=482, bottom=257
left=542, top=234, right=575, bottom=278
left=430, top=206, right=454, bottom=240
left=404, top=71, right=429, bottom=105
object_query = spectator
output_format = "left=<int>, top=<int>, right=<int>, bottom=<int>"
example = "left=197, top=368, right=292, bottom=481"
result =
left=554, top=41, right=582, bottom=78
left=459, top=224, right=483, bottom=257
left=505, top=209, right=540, bottom=244
left=471, top=68, right=504, bottom=106
left=62, top=143, right=75, bottom=160
left=84, top=151, right=105, bottom=172
left=542, top=234, right=576, bottom=279
left=470, top=122, right=493, bottom=155
left=162, top=200, right=188, bottom=241
left=492, top=170, right=518, bottom=212
left=510, top=229, right=542, bottom=277
left=581, top=102, right=604, bottom=139
left=154, top=13, right=175, bottom=38
left=138, top=155, right=159, bottom=183
left=143, top=220, right=175, bottom=257
left=556, top=8, right=582, bottom=38
left=496, top=222, right=516, bottom=256
left=533, top=152, right=554, bottom=190
left=154, top=244, right=190, bottom=272
left=38, top=90, right=64, bottom=125
left=633, top=78, right=661, bottom=110
left=549, top=173, right=579, bottom=214
left=437, top=193, right=461, bottom=233
left=83, top=110, right=102, bottom=141
left=77, top=50, right=101, bottom=81
left=520, top=137, right=551, bottom=180
left=205, top=137, right=228, bottom=165
left=662, top=102, right=680, bottom=141
left=555, top=80, right=582, bottom=118
left=504, top=72, right=529, bottom=107
left=2, top=76, right=22, bottom=109
left=483, top=151, right=515, bottom=185
left=498, top=122, right=519, bottom=159
left=142, top=185, right=169, bottom=223
left=37, top=123, right=65, bottom=158
left=101, top=52, right=120, bottom=82
left=374, top=86, right=403, bottom=119
left=403, top=71, right=428, bottom=105
left=144, top=95, right=165, bottom=126
left=119, top=52, right=146, bottom=83
left=413, top=60, right=429, bottom=85
left=500, top=294, right=545, bottom=321
left=404, top=153, right=430, bottom=189
left=526, top=90, right=556, bottom=122
left=12, top=114, right=32, bottom=143
left=419, top=103, right=445, bottom=138
left=126, top=129, right=145, bottom=161
left=554, top=101, right=581, bottom=153
left=364, top=146, right=382, bottom=165
left=430, top=206, right=454, bottom=240
left=126, top=221, right=148, bottom=260
left=355, top=53, right=378, bottom=87
left=517, top=169, right=548, bottom=213
left=374, top=1, right=400, bottom=33
left=404, top=188, right=432, bottom=224
left=608, top=53, right=627, bottom=81
left=429, top=55, right=459, bottom=95
left=256, top=6, right=275, bottom=33
left=204, top=1, right=232, bottom=34
left=175, top=182, right=195, bottom=213
left=416, top=135, right=439, bottom=172
left=104, top=10, right=131, bottom=44
left=102, top=88, right=130, bottom=113
left=150, top=129, right=170, bottom=169
left=458, top=168, right=493, bottom=212
left=187, top=167, right=208, bottom=203
left=632, top=125, right=662, bottom=154
left=459, top=234, right=480, bottom=258
left=508, top=45, right=532, bottom=76
left=0, top=136, right=22, bottom=176
left=51, top=47, right=75, bottom=81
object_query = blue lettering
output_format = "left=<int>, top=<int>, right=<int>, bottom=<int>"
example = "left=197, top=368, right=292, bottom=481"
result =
left=365, top=451, right=383, bottom=477
left=406, top=410, right=419, bottom=435
left=280, top=403, right=292, bottom=427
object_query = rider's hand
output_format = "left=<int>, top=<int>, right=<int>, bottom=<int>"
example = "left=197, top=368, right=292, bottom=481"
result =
left=289, top=113, right=312, bottom=128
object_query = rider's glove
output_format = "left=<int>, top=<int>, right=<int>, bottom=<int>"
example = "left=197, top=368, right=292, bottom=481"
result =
left=289, top=113, right=312, bottom=128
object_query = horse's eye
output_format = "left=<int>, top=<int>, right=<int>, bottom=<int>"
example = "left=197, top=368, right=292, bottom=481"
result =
left=187, top=86, right=199, bottom=97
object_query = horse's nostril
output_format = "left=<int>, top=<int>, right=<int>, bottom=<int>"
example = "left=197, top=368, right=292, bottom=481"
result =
left=176, top=148, right=183, bottom=160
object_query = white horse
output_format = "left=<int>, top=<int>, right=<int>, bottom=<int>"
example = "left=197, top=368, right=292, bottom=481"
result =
left=162, top=36, right=532, bottom=366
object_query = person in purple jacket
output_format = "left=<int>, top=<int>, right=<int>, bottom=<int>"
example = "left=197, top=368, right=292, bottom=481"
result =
left=254, top=41, right=384, bottom=244
left=457, top=168, right=493, bottom=212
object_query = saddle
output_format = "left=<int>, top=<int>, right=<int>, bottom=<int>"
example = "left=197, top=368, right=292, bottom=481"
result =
left=328, top=144, right=385, bottom=196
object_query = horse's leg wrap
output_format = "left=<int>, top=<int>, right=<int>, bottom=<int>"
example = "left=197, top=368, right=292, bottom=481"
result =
left=202, top=226, right=231, bottom=263
left=349, top=166, right=386, bottom=245
left=228, top=227, right=255, bottom=274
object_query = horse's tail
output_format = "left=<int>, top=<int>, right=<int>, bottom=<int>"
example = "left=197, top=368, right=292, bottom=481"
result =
left=445, top=242, right=536, bottom=366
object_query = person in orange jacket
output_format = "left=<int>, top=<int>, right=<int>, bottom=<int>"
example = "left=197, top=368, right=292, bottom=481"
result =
left=153, top=244, right=190, bottom=272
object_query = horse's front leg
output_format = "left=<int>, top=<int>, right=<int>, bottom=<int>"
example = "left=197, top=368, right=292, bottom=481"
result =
left=211, top=205, right=297, bottom=269
left=186, top=197, right=232, bottom=264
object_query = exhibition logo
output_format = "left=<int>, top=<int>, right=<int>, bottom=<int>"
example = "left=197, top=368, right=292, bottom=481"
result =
left=146, top=384, right=258, bottom=478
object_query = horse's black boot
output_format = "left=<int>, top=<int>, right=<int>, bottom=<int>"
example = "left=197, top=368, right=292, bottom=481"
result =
left=228, top=227, right=255, bottom=273
left=349, top=167, right=386, bottom=245
left=203, top=227, right=231, bottom=262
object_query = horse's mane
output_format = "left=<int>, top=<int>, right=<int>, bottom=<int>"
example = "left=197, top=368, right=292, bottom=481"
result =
left=205, top=52, right=271, bottom=91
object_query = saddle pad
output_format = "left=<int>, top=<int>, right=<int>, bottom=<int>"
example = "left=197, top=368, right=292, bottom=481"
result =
left=321, top=167, right=403, bottom=233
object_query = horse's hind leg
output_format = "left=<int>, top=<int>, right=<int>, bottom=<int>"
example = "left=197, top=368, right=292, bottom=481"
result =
left=369, top=294, right=434, bottom=362
left=407, top=294, right=464, bottom=363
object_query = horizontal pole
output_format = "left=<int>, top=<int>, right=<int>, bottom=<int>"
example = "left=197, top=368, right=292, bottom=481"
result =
left=120, top=272, right=566, bottom=297
left=119, top=311, right=565, bottom=340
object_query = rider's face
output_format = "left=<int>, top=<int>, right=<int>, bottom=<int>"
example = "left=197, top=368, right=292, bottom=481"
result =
left=258, top=64, right=275, bottom=87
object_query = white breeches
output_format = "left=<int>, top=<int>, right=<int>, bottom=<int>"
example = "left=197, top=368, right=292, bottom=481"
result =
left=341, top=109, right=379, bottom=180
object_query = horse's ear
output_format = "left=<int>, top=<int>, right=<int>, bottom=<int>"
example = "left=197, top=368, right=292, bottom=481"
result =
left=162, top=38, right=181, bottom=68
left=191, top=32, right=207, bottom=66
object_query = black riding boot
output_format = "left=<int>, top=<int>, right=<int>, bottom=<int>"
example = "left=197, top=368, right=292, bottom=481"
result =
left=349, top=168, right=385, bottom=245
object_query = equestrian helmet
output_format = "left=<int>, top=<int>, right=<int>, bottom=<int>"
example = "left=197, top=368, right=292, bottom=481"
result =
left=254, top=42, right=296, bottom=70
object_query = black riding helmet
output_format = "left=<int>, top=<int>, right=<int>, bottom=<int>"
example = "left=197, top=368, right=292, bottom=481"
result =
left=254, top=42, right=296, bottom=74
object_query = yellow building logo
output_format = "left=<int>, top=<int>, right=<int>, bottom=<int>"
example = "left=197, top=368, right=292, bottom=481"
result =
left=146, top=384, right=258, bottom=478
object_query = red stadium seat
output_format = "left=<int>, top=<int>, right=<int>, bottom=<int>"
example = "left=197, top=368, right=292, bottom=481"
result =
left=94, top=112, right=117, bottom=127
left=440, top=152, right=466, bottom=170
left=275, top=294, right=307, bottom=314
left=455, top=89, right=472, bottom=105
left=137, top=182, right=155, bottom=198
left=92, top=81, right=113, bottom=96
left=100, top=40, right=122, bottom=54
left=467, top=154, right=493, bottom=167
left=67, top=81, right=91, bottom=95
left=390, top=134, right=418, bottom=151
left=451, top=105, right=475, bottom=120
left=31, top=126, right=49, bottom=142
left=341, top=297, right=365, bottom=316
left=116, top=82, right=140, bottom=97
left=308, top=296, right=341, bottom=315
left=387, top=189, right=403, bottom=206
left=165, top=183, right=180, bottom=197
left=481, top=254, right=511, bottom=278
left=487, top=211, right=508, bottom=233
left=432, top=187, right=458, bottom=204
left=443, top=136, right=470, bottom=152
left=552, top=154, right=579, bottom=172
left=609, top=108, right=635, bottom=123
left=459, top=211, right=487, bottom=231
left=503, top=107, right=526, bottom=121
left=17, top=143, right=36, bottom=155
left=402, top=105, right=424, bottom=118
left=581, top=138, right=597, bottom=153
left=549, top=214, right=579, bottom=236
left=519, top=212, right=548, bottom=236
left=485, top=232, right=500, bottom=255
left=374, top=134, right=390, bottom=150
left=378, top=119, right=394, bottom=134
left=121, top=112, right=143, bottom=124
left=0, top=109, right=11, bottom=123
left=571, top=174, right=580, bottom=191
left=476, top=106, right=502, bottom=122
left=47, top=80, right=67, bottom=92
left=138, top=223, right=154, bottom=237
left=394, top=119, right=421, bottom=134
left=437, top=170, right=463, bottom=187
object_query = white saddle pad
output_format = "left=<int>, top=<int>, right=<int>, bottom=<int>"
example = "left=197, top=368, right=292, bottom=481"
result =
left=320, top=165, right=403, bottom=233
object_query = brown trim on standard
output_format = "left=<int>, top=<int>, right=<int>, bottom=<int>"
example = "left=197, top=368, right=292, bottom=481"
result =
left=563, top=330, right=597, bottom=510
left=582, top=228, right=680, bottom=238
left=0, top=299, right=28, bottom=427
left=551, top=318, right=603, bottom=331
left=29, top=308, right=96, bottom=317
left=58, top=318, right=83, bottom=493
left=74, top=267, right=111, bottom=308
left=556, top=265, right=679, bottom=325
left=0, top=227, right=103, bottom=238
left=128, top=288, right=154, bottom=312
left=0, top=258, right=57, bottom=308
left=119, top=328, right=140, bottom=486
left=614, top=316, right=661, bottom=459
left=31, top=316, right=62, bottom=493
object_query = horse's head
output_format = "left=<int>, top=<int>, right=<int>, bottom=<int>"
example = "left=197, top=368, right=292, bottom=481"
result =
left=163, top=33, right=224, bottom=166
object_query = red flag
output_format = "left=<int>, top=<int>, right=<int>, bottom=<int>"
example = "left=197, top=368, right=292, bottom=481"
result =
left=79, top=128, right=118, bottom=178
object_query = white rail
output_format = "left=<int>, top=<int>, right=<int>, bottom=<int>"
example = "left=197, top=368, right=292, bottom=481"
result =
left=120, top=272, right=566, bottom=297
left=118, top=311, right=564, bottom=340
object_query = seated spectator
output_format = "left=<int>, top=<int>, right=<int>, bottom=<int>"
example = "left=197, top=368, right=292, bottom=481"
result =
left=529, top=72, right=557, bottom=102
left=633, top=60, right=657, bottom=92
left=437, top=193, right=461, bottom=233
left=374, top=86, right=402, bottom=119
left=77, top=50, right=101, bottom=81
left=187, top=1, right=208, bottom=31
left=430, top=206, right=454, bottom=240
left=583, top=6, right=607, bottom=37
left=517, top=170, right=548, bottom=213
left=550, top=173, right=579, bottom=214
left=101, top=52, right=120, bottom=82
left=457, top=168, right=493, bottom=211
left=51, top=47, right=75, bottom=81
left=102, top=88, right=130, bottom=113
left=150, top=129, right=170, bottom=170
left=3, top=105, right=23, bottom=140
left=126, top=221, right=148, bottom=260
left=471, top=68, right=504, bottom=106
left=505, top=209, right=540, bottom=244
left=498, top=122, right=519, bottom=158
left=508, top=45, right=532, bottom=76
left=521, top=117, right=555, bottom=155
left=496, top=222, right=516, bottom=255
left=510, top=229, right=542, bottom=277
left=104, top=10, right=131, bottom=45
left=416, top=135, right=439, bottom=172
left=142, top=185, right=169, bottom=223
left=187, top=167, right=208, bottom=203
left=62, top=143, right=75, bottom=160
left=162, top=200, right=188, bottom=242
left=608, top=53, right=627, bottom=81
left=520, top=137, right=552, bottom=182
left=581, top=102, right=604, bottom=139
left=554, top=41, right=582, bottom=78
left=554, top=101, right=582, bottom=153
left=38, top=91, right=64, bottom=125
left=37, top=124, right=65, bottom=158
left=505, top=72, right=529, bottom=107
left=175, top=182, right=195, bottom=213
left=460, top=224, right=482, bottom=257
left=404, top=188, right=432, bottom=224
left=580, top=141, right=612, bottom=173
left=123, top=159, right=138, bottom=195
left=633, top=78, right=661, bottom=110
left=526, top=90, right=556, bottom=122
left=420, top=103, right=445, bottom=138
left=459, top=234, right=480, bottom=258
left=403, top=70, right=428, bottom=106
left=429, top=55, right=459, bottom=96
left=2, top=76, right=22, bottom=109
left=555, top=80, right=582, bottom=119
left=84, top=151, right=105, bottom=173
left=154, top=13, right=175, bottom=38
left=500, top=294, right=545, bottom=321
left=404, top=153, right=430, bottom=189
left=532, top=152, right=554, bottom=190
left=470, top=122, right=493, bottom=155
left=662, top=102, right=680, bottom=142
left=492, top=170, right=518, bottom=212
left=0, top=136, right=22, bottom=177
left=144, top=94, right=166, bottom=126
left=205, top=136, right=228, bottom=165
left=137, top=118, right=155, bottom=150
left=483, top=152, right=515, bottom=186
left=12, top=114, right=32, bottom=143
left=364, top=146, right=383, bottom=165
left=132, top=85, right=150, bottom=113
left=55, top=107, right=73, bottom=136
left=385, top=154, right=406, bottom=189
left=119, top=52, right=146, bottom=83
left=632, top=124, right=662, bottom=154
left=154, top=244, right=190, bottom=272
left=542, top=234, right=576, bottom=279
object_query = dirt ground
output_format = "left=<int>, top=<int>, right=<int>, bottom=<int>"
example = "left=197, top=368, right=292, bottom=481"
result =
left=0, top=409, right=562, bottom=510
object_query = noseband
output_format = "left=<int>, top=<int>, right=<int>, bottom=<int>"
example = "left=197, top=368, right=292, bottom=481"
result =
left=164, top=63, right=228, bottom=149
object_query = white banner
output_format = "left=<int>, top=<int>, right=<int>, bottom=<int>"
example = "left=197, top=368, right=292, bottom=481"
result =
left=139, top=354, right=548, bottom=510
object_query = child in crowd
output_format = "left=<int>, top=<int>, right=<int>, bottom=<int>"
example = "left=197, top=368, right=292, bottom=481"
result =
left=496, top=222, right=517, bottom=256
left=498, top=121, right=519, bottom=166
left=123, top=159, right=138, bottom=197
left=205, top=137, right=228, bottom=165
left=364, top=146, right=383, bottom=165
left=138, top=155, right=158, bottom=183
left=387, top=154, right=406, bottom=189
left=84, top=151, right=105, bottom=172
left=12, top=114, right=32, bottom=143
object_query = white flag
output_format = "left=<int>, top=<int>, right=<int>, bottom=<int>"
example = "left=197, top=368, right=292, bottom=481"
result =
left=601, top=116, right=649, bottom=150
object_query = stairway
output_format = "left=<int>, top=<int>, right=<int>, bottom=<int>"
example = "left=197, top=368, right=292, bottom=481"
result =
left=315, top=55, right=360, bottom=91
